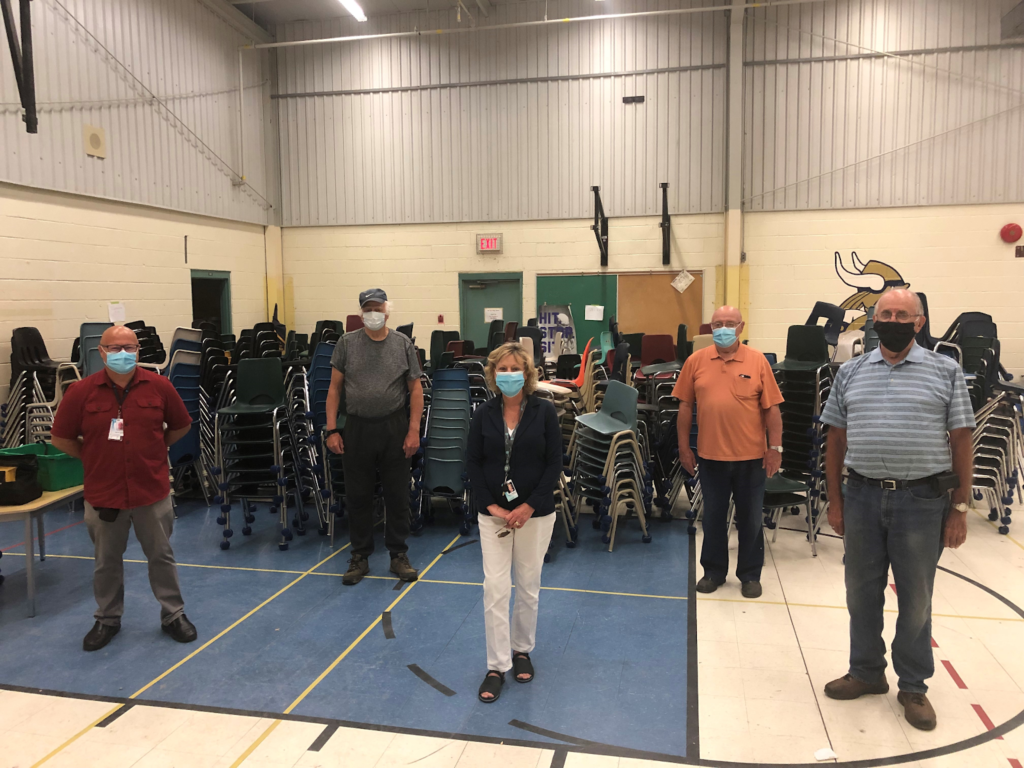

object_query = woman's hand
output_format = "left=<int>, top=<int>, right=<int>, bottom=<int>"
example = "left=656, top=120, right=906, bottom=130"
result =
left=487, top=504, right=510, bottom=520
left=504, top=503, right=535, bottom=530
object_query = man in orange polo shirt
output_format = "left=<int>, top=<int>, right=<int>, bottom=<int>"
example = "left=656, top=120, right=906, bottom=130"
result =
left=673, top=306, right=784, bottom=598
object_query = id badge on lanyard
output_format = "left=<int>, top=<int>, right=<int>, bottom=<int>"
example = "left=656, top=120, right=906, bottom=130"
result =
left=502, top=400, right=526, bottom=502
left=109, top=383, right=129, bottom=441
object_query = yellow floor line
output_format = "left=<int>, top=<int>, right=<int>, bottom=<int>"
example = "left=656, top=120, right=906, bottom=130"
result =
left=541, top=585, right=687, bottom=600
left=972, top=506, right=1024, bottom=552
left=29, top=542, right=351, bottom=768
left=229, top=534, right=462, bottom=768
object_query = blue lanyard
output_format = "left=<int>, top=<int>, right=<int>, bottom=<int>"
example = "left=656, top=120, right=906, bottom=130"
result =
left=503, top=399, right=526, bottom=479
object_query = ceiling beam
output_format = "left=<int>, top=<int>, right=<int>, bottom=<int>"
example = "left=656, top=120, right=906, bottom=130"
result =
left=198, top=0, right=273, bottom=42
left=474, top=0, right=491, bottom=18
left=1003, top=2, right=1024, bottom=40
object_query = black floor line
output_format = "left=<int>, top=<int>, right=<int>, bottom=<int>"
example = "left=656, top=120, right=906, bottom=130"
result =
left=549, top=749, right=568, bottom=768
left=308, top=723, right=338, bottom=752
left=442, top=539, right=478, bottom=555
left=407, top=664, right=456, bottom=696
left=95, top=703, right=133, bottom=728
left=507, top=719, right=597, bottom=746
left=381, top=611, right=395, bottom=639
left=393, top=579, right=404, bottom=590
left=686, top=531, right=700, bottom=759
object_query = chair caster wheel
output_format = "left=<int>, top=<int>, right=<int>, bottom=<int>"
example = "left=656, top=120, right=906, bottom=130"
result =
left=318, top=526, right=328, bottom=535
left=242, top=526, right=252, bottom=536
left=269, top=506, right=278, bottom=515
left=220, top=540, right=230, bottom=550
left=565, top=540, right=576, bottom=548
left=999, top=525, right=1010, bottom=535
left=223, top=528, right=233, bottom=539
left=294, top=527, right=307, bottom=536
left=990, top=511, right=999, bottom=521
left=282, top=528, right=294, bottom=541
left=974, top=490, right=983, bottom=501
left=248, top=503, right=257, bottom=513
left=279, top=542, right=289, bottom=551
left=245, top=514, right=255, bottom=524
left=459, top=522, right=471, bottom=536
left=216, top=516, right=226, bottom=525
left=642, top=535, right=652, bottom=543
left=687, top=525, right=696, bottom=534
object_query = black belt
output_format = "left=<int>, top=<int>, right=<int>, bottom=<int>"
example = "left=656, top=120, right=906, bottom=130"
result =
left=847, top=469, right=937, bottom=491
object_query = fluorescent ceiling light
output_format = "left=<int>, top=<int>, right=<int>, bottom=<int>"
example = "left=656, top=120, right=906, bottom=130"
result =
left=338, top=0, right=367, bottom=22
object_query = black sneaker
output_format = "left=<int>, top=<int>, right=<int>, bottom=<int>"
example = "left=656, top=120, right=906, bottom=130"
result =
left=741, top=581, right=762, bottom=599
left=343, top=554, right=370, bottom=585
left=162, top=614, right=198, bottom=643
left=696, top=575, right=725, bottom=593
left=83, top=621, right=119, bottom=652
left=390, top=553, right=418, bottom=582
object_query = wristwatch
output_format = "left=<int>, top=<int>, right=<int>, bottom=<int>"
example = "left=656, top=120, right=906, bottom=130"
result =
left=954, top=502, right=971, bottom=514
left=769, top=445, right=783, bottom=453
left=325, top=428, right=341, bottom=437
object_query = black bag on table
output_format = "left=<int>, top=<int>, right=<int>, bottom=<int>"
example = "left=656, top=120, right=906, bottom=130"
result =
left=0, top=455, right=43, bottom=506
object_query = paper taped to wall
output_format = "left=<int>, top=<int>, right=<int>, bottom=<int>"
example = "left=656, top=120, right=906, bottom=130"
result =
left=671, top=271, right=695, bottom=294
left=584, top=305, right=604, bottom=321
left=484, top=307, right=503, bottom=322
left=108, top=302, right=126, bottom=322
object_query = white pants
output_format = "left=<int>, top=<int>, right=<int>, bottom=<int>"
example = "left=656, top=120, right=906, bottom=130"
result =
left=478, top=512, right=556, bottom=674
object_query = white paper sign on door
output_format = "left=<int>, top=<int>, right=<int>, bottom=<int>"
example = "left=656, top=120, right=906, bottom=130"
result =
left=484, top=307, right=503, bottom=323
left=671, top=270, right=695, bottom=293
left=584, top=305, right=604, bottom=321
left=108, top=302, right=126, bottom=322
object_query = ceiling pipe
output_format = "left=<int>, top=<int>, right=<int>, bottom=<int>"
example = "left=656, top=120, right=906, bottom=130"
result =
left=244, top=0, right=829, bottom=50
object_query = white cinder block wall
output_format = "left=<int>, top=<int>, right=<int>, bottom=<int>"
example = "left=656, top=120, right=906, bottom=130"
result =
left=745, top=204, right=1024, bottom=370
left=282, top=214, right=724, bottom=335
left=0, top=183, right=268, bottom=397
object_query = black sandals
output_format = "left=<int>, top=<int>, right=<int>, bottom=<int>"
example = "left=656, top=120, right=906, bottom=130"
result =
left=512, top=652, right=534, bottom=683
left=478, top=670, right=505, bottom=702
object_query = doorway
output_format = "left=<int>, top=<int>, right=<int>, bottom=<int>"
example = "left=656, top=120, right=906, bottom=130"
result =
left=458, top=273, right=523, bottom=350
left=190, top=270, right=232, bottom=334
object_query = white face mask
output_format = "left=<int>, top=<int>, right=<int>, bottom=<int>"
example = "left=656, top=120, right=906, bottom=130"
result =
left=362, top=311, right=386, bottom=331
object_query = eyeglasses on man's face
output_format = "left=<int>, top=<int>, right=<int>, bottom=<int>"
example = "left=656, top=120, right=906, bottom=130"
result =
left=710, top=321, right=741, bottom=330
left=100, top=344, right=140, bottom=354
left=875, top=311, right=921, bottom=323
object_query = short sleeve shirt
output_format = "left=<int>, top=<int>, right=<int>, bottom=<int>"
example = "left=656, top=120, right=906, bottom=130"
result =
left=51, top=367, right=192, bottom=509
left=820, top=343, right=976, bottom=480
left=671, top=344, right=784, bottom=461
left=330, top=329, right=422, bottom=418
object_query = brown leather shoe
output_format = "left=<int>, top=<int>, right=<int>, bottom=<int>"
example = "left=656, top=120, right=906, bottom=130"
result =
left=898, top=691, right=937, bottom=731
left=824, top=674, right=889, bottom=700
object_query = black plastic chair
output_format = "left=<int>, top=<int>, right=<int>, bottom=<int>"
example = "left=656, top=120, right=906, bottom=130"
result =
left=773, top=326, right=830, bottom=371
left=486, top=320, right=504, bottom=352
left=805, top=301, right=847, bottom=347
left=396, top=323, right=414, bottom=339
left=915, top=293, right=938, bottom=350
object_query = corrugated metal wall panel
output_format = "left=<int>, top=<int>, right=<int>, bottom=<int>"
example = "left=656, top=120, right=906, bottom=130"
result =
left=0, top=0, right=272, bottom=224
left=744, top=0, right=1024, bottom=211
left=275, top=0, right=727, bottom=226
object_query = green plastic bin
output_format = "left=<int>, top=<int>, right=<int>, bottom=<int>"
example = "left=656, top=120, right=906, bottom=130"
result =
left=0, top=443, right=84, bottom=491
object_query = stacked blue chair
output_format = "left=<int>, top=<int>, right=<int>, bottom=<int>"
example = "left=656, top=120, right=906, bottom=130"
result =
left=211, top=357, right=308, bottom=551
left=168, top=351, right=207, bottom=503
left=567, top=380, right=653, bottom=550
left=308, top=341, right=348, bottom=541
left=415, top=368, right=472, bottom=534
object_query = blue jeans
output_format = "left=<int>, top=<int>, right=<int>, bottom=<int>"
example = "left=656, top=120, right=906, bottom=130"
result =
left=843, top=476, right=948, bottom=694
left=698, top=458, right=766, bottom=583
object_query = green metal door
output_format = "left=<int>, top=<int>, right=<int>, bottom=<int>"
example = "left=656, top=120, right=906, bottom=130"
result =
left=459, top=273, right=523, bottom=351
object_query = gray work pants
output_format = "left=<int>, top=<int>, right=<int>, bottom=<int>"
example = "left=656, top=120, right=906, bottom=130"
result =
left=84, top=495, right=185, bottom=627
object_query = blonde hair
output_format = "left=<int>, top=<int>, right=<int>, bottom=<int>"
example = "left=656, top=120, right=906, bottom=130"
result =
left=484, top=342, right=538, bottom=396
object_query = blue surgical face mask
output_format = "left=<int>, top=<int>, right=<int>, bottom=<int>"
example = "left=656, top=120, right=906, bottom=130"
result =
left=495, top=371, right=525, bottom=397
left=712, top=327, right=738, bottom=348
left=105, top=350, right=137, bottom=375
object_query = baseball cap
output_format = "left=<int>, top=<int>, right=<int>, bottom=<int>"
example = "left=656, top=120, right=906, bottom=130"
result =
left=359, top=288, right=388, bottom=307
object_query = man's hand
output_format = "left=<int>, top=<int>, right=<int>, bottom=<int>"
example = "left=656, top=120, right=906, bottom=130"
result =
left=679, top=445, right=697, bottom=476
left=505, top=503, right=535, bottom=530
left=828, top=496, right=844, bottom=537
left=403, top=431, right=420, bottom=459
left=944, top=508, right=968, bottom=549
left=763, top=449, right=782, bottom=478
left=326, top=432, right=344, bottom=454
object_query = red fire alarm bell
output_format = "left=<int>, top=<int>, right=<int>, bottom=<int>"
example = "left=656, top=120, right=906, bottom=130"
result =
left=1000, top=223, right=1022, bottom=243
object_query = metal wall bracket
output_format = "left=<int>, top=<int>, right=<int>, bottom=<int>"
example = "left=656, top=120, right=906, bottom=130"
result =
left=2, top=0, right=37, bottom=133
left=659, top=182, right=670, bottom=265
left=591, top=186, right=609, bottom=267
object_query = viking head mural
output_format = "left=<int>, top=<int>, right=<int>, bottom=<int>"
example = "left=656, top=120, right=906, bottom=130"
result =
left=835, top=251, right=909, bottom=330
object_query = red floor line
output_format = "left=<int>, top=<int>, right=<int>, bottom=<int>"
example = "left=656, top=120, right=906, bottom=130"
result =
left=930, top=637, right=939, bottom=648
left=972, top=704, right=1003, bottom=739
left=0, top=519, right=84, bottom=552
left=1008, top=759, right=1022, bottom=768
left=942, top=660, right=967, bottom=689
left=889, top=583, right=898, bottom=595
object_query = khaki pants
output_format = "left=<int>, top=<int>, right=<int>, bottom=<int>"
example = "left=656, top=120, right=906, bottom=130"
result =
left=85, top=495, right=185, bottom=627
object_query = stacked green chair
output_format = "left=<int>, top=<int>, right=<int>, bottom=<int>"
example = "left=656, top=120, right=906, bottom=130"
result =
left=567, top=380, right=653, bottom=551
left=414, top=368, right=472, bottom=534
left=211, top=358, right=311, bottom=551
left=768, top=325, right=833, bottom=556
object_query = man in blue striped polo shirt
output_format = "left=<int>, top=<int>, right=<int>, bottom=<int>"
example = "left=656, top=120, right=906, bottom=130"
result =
left=820, top=289, right=975, bottom=732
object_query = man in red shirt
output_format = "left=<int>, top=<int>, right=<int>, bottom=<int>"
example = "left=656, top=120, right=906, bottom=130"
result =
left=51, top=326, right=197, bottom=651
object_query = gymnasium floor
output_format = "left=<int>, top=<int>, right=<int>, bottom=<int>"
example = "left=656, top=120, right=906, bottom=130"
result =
left=1, top=496, right=1023, bottom=768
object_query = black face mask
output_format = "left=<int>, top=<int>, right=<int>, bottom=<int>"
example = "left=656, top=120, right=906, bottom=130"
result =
left=873, top=321, right=917, bottom=353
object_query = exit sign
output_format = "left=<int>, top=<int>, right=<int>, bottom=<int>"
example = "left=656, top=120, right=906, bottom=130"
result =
left=477, top=234, right=502, bottom=253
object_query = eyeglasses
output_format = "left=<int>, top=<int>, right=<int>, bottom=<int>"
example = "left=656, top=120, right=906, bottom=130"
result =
left=100, top=344, right=140, bottom=354
left=710, top=321, right=740, bottom=329
left=875, top=311, right=921, bottom=323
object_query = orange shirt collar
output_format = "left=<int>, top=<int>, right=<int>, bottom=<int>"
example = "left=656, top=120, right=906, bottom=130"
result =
left=710, top=344, right=747, bottom=363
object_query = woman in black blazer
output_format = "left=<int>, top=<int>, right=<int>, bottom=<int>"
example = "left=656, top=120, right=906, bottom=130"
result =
left=466, top=342, right=562, bottom=703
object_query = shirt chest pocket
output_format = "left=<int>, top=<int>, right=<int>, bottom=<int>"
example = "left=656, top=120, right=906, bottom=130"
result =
left=132, top=398, right=166, bottom=430
left=731, top=373, right=761, bottom=400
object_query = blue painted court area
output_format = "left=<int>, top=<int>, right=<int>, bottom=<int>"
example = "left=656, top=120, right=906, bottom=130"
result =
left=0, top=499, right=691, bottom=758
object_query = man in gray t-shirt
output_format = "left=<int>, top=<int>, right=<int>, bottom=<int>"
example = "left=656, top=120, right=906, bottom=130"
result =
left=325, top=288, right=424, bottom=586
